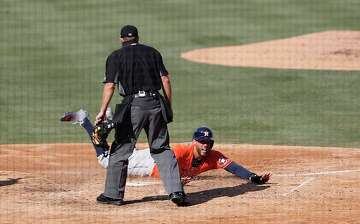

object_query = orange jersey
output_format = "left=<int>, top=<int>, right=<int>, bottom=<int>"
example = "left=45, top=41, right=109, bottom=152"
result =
left=151, top=143, right=232, bottom=178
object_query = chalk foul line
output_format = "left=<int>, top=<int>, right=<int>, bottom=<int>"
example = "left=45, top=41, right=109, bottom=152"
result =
left=282, top=177, right=315, bottom=197
left=276, top=169, right=360, bottom=177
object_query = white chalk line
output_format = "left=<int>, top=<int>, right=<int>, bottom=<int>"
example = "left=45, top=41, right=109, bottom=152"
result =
left=117, top=169, right=360, bottom=187
left=282, top=177, right=315, bottom=197
left=275, top=169, right=360, bottom=177
left=126, top=181, right=160, bottom=187
left=279, top=169, right=360, bottom=196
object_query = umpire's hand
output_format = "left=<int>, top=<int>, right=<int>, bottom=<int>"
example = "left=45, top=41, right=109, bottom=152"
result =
left=96, top=111, right=106, bottom=124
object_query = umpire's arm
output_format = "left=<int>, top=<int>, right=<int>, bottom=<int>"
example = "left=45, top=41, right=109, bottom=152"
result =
left=161, top=75, right=172, bottom=104
left=96, top=83, right=115, bottom=124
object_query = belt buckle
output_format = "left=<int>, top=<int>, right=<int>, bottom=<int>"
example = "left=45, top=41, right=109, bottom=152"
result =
left=138, top=91, right=146, bottom=97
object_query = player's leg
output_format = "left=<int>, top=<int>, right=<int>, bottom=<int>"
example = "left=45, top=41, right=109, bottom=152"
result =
left=81, top=117, right=109, bottom=155
left=81, top=117, right=110, bottom=168
left=60, top=109, right=110, bottom=168
left=127, top=148, right=155, bottom=176
left=80, top=114, right=152, bottom=174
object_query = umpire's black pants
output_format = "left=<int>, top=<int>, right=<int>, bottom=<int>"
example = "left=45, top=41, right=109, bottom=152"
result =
left=103, top=96, right=183, bottom=199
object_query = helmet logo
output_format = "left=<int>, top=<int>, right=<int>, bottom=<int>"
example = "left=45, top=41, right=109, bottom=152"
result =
left=193, top=127, right=213, bottom=143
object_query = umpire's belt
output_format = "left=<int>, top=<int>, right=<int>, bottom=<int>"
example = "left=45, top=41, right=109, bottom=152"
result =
left=133, top=90, right=158, bottom=98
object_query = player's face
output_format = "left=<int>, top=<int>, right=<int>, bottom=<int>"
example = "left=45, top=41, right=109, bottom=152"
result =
left=195, top=139, right=213, bottom=157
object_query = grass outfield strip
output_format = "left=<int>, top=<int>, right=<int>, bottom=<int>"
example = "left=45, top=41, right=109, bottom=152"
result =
left=1, top=0, right=360, bottom=147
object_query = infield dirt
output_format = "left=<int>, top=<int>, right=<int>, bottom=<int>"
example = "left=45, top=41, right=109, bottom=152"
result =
left=1, top=143, right=359, bottom=224
left=181, top=31, right=360, bottom=71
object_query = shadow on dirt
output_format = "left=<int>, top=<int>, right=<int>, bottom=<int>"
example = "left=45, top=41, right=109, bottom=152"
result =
left=124, top=182, right=269, bottom=206
left=187, top=182, right=269, bottom=205
left=0, top=178, right=21, bottom=187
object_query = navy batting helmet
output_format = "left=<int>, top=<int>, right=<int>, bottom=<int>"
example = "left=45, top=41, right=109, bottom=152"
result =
left=193, top=127, right=214, bottom=148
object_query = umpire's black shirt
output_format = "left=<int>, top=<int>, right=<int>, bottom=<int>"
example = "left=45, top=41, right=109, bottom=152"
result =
left=104, top=41, right=168, bottom=96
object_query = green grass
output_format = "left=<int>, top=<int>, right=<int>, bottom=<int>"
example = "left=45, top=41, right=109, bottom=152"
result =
left=1, top=0, right=360, bottom=147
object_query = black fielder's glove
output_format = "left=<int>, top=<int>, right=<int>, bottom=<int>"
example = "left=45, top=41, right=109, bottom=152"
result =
left=249, top=173, right=271, bottom=184
left=91, top=121, right=115, bottom=150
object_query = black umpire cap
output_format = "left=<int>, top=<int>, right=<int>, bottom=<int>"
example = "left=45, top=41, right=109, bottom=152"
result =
left=120, top=25, right=138, bottom=38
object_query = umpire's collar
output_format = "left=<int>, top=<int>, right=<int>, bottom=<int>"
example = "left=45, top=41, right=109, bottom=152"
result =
left=122, top=39, right=138, bottom=47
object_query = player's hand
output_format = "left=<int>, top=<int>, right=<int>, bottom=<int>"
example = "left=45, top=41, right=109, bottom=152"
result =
left=181, top=176, right=192, bottom=186
left=250, top=173, right=271, bottom=184
left=261, top=173, right=271, bottom=183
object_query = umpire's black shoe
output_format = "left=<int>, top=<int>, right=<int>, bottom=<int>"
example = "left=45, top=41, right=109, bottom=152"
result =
left=169, top=191, right=188, bottom=207
left=96, top=193, right=124, bottom=206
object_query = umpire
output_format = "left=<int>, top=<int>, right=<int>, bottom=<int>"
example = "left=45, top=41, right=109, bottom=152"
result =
left=95, top=25, right=186, bottom=206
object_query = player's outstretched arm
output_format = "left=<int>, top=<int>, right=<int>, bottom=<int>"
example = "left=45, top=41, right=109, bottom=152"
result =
left=224, top=162, right=271, bottom=184
left=224, top=161, right=254, bottom=179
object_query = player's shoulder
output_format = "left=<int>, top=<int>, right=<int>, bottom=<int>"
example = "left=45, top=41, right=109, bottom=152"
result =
left=207, top=149, right=224, bottom=157
left=206, top=149, right=227, bottom=161
left=206, top=149, right=232, bottom=167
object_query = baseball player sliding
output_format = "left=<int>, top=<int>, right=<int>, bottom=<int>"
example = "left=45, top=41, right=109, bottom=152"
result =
left=60, top=109, right=271, bottom=185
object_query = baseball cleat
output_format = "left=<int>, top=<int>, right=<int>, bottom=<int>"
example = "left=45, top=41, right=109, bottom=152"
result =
left=169, top=191, right=188, bottom=207
left=96, top=193, right=124, bottom=206
left=60, top=109, right=88, bottom=125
